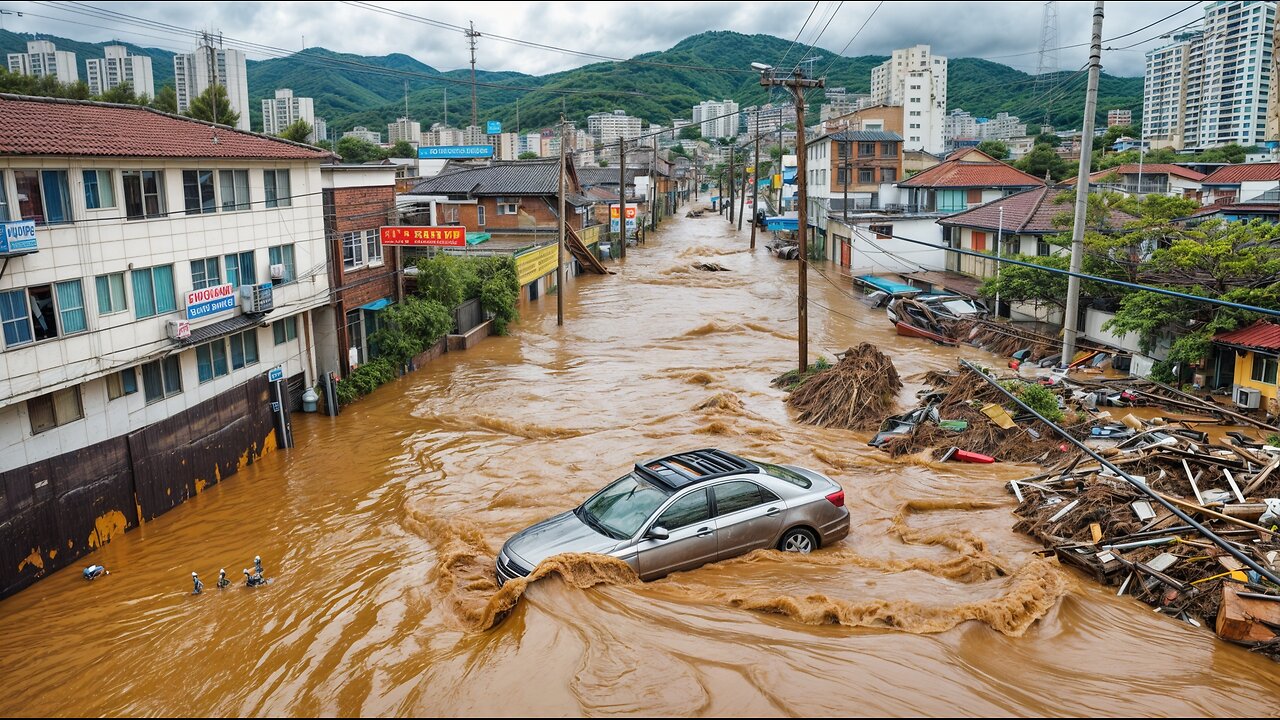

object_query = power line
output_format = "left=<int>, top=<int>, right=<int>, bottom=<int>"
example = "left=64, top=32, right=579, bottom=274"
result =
left=817, top=0, right=883, bottom=79
left=788, top=1, right=844, bottom=75
left=776, top=1, right=821, bottom=71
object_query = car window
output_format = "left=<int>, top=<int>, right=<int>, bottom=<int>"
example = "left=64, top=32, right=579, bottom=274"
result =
left=655, top=489, right=710, bottom=530
left=713, top=481, right=773, bottom=515
left=758, top=462, right=811, bottom=488
left=581, top=472, right=671, bottom=539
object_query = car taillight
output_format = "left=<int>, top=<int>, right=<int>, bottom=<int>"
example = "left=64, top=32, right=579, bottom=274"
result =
left=826, top=490, right=845, bottom=508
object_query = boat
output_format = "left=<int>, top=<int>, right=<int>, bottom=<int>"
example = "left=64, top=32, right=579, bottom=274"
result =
left=894, top=320, right=958, bottom=345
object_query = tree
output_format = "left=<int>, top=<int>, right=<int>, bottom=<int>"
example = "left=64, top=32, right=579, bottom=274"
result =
left=315, top=139, right=334, bottom=151
left=597, top=159, right=609, bottom=167
left=1099, top=124, right=1137, bottom=151
left=518, top=151, right=539, bottom=160
left=678, top=125, right=702, bottom=140
left=1015, top=144, right=1071, bottom=181
left=0, top=68, right=90, bottom=99
left=388, top=139, right=416, bottom=158
left=185, top=84, right=240, bottom=127
left=95, top=82, right=148, bottom=106
left=152, top=84, right=177, bottom=113
left=278, top=119, right=313, bottom=144
left=335, top=135, right=386, bottom=164
left=976, top=140, right=1009, bottom=160
left=1033, top=132, right=1062, bottom=147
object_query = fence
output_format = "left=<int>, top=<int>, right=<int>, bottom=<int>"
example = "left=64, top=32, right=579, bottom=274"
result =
left=453, top=298, right=485, bottom=335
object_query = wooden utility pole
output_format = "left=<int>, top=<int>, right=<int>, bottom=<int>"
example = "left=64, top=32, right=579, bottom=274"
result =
left=1062, top=0, right=1104, bottom=366
left=618, top=138, right=627, bottom=260
left=761, top=67, right=824, bottom=372
left=737, top=140, right=748, bottom=231
left=750, top=132, right=760, bottom=249
left=727, top=145, right=736, bottom=225
left=557, top=116, right=566, bottom=326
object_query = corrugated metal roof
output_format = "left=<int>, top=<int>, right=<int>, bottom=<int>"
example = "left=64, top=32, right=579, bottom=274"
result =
left=178, top=314, right=265, bottom=347
left=828, top=130, right=904, bottom=142
left=1215, top=321, right=1280, bottom=351
left=409, top=160, right=561, bottom=196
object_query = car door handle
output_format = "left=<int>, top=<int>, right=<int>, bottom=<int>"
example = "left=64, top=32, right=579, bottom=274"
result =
left=766, top=507, right=781, bottom=516
left=696, top=527, right=714, bottom=537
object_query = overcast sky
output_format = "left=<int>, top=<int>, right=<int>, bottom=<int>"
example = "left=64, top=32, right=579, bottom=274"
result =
left=5, top=1, right=1203, bottom=77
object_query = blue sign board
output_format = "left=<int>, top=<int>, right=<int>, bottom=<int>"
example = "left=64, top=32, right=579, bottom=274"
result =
left=268, top=366, right=284, bottom=383
left=0, top=220, right=37, bottom=255
left=418, top=145, right=495, bottom=159
left=185, top=283, right=237, bottom=320
left=486, top=120, right=502, bottom=134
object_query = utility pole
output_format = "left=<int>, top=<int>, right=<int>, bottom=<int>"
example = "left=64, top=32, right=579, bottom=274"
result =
left=557, top=116, right=566, bottom=326
left=737, top=141, right=749, bottom=231
left=467, top=21, right=480, bottom=130
left=750, top=132, right=761, bottom=249
left=760, top=65, right=824, bottom=372
left=995, top=205, right=1004, bottom=317
left=727, top=144, right=736, bottom=225
left=618, top=138, right=627, bottom=260
left=1061, top=0, right=1104, bottom=367
left=842, top=140, right=850, bottom=223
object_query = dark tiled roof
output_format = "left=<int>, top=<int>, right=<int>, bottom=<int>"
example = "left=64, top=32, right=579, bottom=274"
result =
left=939, top=186, right=1135, bottom=234
left=898, top=155, right=1045, bottom=189
left=1215, top=321, right=1280, bottom=351
left=1201, top=163, right=1280, bottom=185
left=410, top=160, right=572, bottom=196
left=0, top=94, right=332, bottom=160
left=575, top=166, right=645, bottom=187
left=827, top=130, right=903, bottom=142
left=178, top=313, right=266, bottom=347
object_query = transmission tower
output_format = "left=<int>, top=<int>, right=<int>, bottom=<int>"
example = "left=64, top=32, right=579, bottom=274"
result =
left=1035, top=1, right=1060, bottom=129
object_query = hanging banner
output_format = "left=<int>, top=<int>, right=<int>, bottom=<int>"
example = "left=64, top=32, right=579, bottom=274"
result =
left=380, top=226, right=467, bottom=247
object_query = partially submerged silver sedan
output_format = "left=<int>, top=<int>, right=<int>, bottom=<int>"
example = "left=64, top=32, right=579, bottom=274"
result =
left=496, top=449, right=850, bottom=584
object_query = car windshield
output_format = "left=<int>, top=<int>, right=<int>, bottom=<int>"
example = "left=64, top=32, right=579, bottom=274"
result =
left=578, top=472, right=671, bottom=540
left=758, top=461, right=811, bottom=488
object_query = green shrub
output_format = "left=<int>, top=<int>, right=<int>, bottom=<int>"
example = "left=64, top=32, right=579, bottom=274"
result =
left=1149, top=360, right=1176, bottom=385
left=413, top=254, right=519, bottom=335
left=335, top=357, right=397, bottom=406
left=1016, top=382, right=1064, bottom=423
left=370, top=296, right=453, bottom=367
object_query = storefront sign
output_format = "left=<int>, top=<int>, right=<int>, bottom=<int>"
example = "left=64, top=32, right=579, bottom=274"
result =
left=0, top=220, right=37, bottom=255
left=380, top=226, right=467, bottom=247
left=185, top=283, right=236, bottom=320
left=515, top=244, right=560, bottom=286
left=486, top=120, right=502, bottom=134
left=417, top=145, right=494, bottom=159
left=610, top=205, right=638, bottom=232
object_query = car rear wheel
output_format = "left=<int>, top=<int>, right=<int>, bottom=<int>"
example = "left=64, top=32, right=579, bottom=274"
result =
left=779, top=527, right=818, bottom=554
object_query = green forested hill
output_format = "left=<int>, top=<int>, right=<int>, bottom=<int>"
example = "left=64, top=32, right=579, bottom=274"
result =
left=0, top=28, right=1142, bottom=136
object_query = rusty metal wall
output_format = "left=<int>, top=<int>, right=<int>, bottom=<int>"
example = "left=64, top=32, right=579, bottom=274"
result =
left=0, top=375, right=274, bottom=599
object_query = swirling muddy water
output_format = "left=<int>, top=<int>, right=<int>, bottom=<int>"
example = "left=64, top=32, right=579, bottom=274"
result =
left=2, top=211, right=1276, bottom=717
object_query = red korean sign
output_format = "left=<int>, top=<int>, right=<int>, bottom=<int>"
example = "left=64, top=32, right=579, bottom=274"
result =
left=379, top=226, right=467, bottom=247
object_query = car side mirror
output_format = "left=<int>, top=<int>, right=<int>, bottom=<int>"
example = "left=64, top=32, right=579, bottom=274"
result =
left=646, top=526, right=670, bottom=541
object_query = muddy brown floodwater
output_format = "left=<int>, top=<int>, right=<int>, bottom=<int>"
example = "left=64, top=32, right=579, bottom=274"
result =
left=2, top=210, right=1278, bottom=717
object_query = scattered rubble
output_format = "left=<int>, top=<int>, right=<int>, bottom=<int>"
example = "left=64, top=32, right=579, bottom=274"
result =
left=692, top=262, right=730, bottom=272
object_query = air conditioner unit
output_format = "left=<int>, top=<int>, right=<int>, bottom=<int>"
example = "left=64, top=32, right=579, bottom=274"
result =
left=269, top=263, right=286, bottom=280
left=166, top=319, right=190, bottom=340
left=1235, top=386, right=1262, bottom=409
left=240, top=283, right=275, bottom=314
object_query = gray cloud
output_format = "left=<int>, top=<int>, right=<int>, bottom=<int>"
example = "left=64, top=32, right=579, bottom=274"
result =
left=9, top=1, right=1199, bottom=77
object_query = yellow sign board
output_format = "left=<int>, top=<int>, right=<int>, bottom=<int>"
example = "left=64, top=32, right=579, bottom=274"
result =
left=516, top=244, right=560, bottom=286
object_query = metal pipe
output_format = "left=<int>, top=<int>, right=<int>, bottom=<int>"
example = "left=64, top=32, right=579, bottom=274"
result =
left=959, top=359, right=1280, bottom=586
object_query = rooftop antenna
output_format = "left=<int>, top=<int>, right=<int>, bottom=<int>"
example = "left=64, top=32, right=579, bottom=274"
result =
left=1036, top=1, right=1060, bottom=127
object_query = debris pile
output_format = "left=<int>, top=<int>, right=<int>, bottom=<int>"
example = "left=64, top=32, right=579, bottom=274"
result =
left=781, top=344, right=901, bottom=430
left=1010, top=434, right=1280, bottom=657
left=692, top=262, right=730, bottom=272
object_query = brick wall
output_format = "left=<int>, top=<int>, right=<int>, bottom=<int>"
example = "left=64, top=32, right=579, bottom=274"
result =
left=454, top=196, right=584, bottom=232
left=326, top=184, right=400, bottom=376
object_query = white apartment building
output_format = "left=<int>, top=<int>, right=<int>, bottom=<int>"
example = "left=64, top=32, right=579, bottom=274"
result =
left=870, top=44, right=948, bottom=154
left=977, top=112, right=1027, bottom=140
left=587, top=109, right=643, bottom=150
left=85, top=45, right=154, bottom=99
left=518, top=133, right=541, bottom=156
left=422, top=125, right=466, bottom=147
left=343, top=126, right=382, bottom=144
left=492, top=132, right=519, bottom=160
left=944, top=109, right=979, bottom=143
left=1144, top=1, right=1276, bottom=150
left=261, top=88, right=317, bottom=140
left=0, top=97, right=333, bottom=590
left=314, top=117, right=328, bottom=143
left=7, top=40, right=79, bottom=85
left=388, top=117, right=422, bottom=147
left=692, top=99, right=739, bottom=139
left=745, top=103, right=795, bottom=136
left=173, top=44, right=251, bottom=132
left=1108, top=108, right=1133, bottom=127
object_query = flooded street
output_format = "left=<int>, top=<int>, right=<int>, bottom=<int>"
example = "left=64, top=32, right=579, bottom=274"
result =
left=1, top=209, right=1277, bottom=717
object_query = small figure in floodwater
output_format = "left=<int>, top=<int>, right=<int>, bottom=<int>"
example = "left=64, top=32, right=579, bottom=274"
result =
left=254, top=555, right=263, bottom=576
left=216, top=568, right=230, bottom=589
left=192, top=571, right=204, bottom=595
left=82, top=565, right=109, bottom=580
left=243, top=568, right=266, bottom=587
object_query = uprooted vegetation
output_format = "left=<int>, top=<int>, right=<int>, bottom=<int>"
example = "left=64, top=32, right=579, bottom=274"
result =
left=775, top=344, right=902, bottom=431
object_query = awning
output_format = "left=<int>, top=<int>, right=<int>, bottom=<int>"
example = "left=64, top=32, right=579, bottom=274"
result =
left=177, top=313, right=266, bottom=346
left=466, top=232, right=490, bottom=245
left=359, top=298, right=392, bottom=312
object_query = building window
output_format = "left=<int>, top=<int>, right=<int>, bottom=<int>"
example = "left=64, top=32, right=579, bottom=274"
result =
left=123, top=170, right=165, bottom=220
left=224, top=251, right=256, bottom=287
left=95, top=273, right=128, bottom=315
left=1252, top=355, right=1278, bottom=384
left=14, top=169, right=72, bottom=225
left=478, top=205, right=486, bottom=226
left=27, top=386, right=83, bottom=434
left=972, top=231, right=988, bottom=252
left=141, top=356, right=182, bottom=403
left=342, top=231, right=364, bottom=269
left=880, top=167, right=896, bottom=183
left=268, top=244, right=296, bottom=284
left=365, top=229, right=383, bottom=265
left=190, top=257, right=223, bottom=290
left=273, top=316, right=298, bottom=345
left=0, top=170, right=9, bottom=221
left=0, top=289, right=32, bottom=347
left=219, top=169, right=251, bottom=211
left=858, top=142, right=876, bottom=156
left=132, top=265, right=177, bottom=318
left=445, top=206, right=459, bottom=223
left=83, top=170, right=116, bottom=209
left=229, top=329, right=259, bottom=370
left=196, top=338, right=230, bottom=383
left=909, top=110, right=921, bottom=117
left=966, top=189, right=983, bottom=204
left=183, top=170, right=216, bottom=215
left=106, top=367, right=139, bottom=400
left=346, top=309, right=365, bottom=366
left=859, top=168, right=875, bottom=183
left=55, top=280, right=87, bottom=334
left=1037, top=239, right=1052, bottom=256
left=497, top=201, right=518, bottom=214
left=869, top=224, right=893, bottom=240
left=264, top=169, right=292, bottom=208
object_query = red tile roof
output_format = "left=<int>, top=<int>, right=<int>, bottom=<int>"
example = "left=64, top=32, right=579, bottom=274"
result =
left=1215, top=321, right=1280, bottom=351
left=1066, top=163, right=1207, bottom=185
left=898, top=152, right=1045, bottom=189
left=938, top=185, right=1135, bottom=233
left=1200, top=163, right=1280, bottom=185
left=0, top=94, right=333, bottom=160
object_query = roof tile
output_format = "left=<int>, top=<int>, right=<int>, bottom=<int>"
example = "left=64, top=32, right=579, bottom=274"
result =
left=898, top=155, right=1045, bottom=189
left=939, top=185, right=1135, bottom=233
left=1201, top=163, right=1280, bottom=185
left=1215, top=321, right=1280, bottom=351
